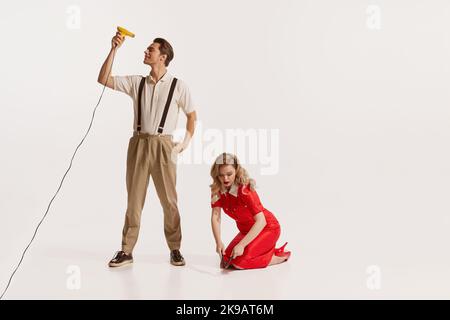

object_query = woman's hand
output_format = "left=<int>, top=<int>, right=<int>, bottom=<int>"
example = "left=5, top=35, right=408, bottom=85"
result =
left=216, top=242, right=226, bottom=257
left=231, top=244, right=245, bottom=259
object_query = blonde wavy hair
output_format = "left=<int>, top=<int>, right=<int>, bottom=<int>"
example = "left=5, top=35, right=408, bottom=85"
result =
left=210, top=153, right=256, bottom=195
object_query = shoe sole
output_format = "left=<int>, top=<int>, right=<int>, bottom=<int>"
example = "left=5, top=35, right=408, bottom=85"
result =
left=108, top=259, right=133, bottom=268
left=170, top=260, right=186, bottom=266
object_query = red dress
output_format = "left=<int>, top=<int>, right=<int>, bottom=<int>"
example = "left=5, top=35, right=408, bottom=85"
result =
left=211, top=183, right=281, bottom=269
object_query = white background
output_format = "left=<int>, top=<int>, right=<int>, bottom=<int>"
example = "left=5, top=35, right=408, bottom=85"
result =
left=1, top=0, right=449, bottom=299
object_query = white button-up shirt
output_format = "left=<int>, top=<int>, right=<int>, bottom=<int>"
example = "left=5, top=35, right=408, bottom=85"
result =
left=113, top=72, right=196, bottom=135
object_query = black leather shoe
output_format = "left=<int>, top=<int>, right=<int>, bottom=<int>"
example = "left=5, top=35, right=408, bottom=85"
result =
left=108, top=251, right=133, bottom=267
left=170, top=250, right=185, bottom=266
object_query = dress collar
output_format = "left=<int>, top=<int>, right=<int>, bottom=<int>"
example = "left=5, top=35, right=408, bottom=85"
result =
left=220, top=183, right=239, bottom=197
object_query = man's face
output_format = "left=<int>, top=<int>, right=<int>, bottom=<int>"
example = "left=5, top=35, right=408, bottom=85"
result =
left=144, top=43, right=165, bottom=66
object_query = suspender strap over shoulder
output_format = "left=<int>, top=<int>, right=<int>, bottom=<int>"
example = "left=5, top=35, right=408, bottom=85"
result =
left=158, top=78, right=178, bottom=134
left=137, top=76, right=146, bottom=134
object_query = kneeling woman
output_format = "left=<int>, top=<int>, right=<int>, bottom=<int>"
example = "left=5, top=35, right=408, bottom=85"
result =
left=210, top=153, right=291, bottom=270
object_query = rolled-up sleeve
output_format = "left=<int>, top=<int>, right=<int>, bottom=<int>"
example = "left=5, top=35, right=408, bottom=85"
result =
left=113, top=75, right=141, bottom=98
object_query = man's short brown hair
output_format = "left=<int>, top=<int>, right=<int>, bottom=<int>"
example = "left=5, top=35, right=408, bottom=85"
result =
left=153, top=38, right=174, bottom=67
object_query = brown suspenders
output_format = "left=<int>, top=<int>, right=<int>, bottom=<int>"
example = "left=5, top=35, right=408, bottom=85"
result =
left=136, top=76, right=178, bottom=135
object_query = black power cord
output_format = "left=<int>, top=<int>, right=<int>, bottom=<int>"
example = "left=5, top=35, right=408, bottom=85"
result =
left=0, top=50, right=116, bottom=299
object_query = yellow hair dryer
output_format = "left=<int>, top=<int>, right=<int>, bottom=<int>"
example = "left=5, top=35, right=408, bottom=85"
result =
left=117, top=26, right=135, bottom=38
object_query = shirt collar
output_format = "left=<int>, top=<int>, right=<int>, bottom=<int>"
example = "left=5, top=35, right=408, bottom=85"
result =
left=148, top=71, right=170, bottom=84
left=221, top=183, right=239, bottom=197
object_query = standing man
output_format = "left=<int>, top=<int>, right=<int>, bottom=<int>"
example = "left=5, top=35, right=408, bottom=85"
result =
left=98, top=31, right=197, bottom=267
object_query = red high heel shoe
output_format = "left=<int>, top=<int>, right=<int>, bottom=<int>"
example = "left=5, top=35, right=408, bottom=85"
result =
left=274, top=242, right=291, bottom=261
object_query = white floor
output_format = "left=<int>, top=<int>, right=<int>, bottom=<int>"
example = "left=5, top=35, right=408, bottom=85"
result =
left=2, top=225, right=449, bottom=299
left=2, top=247, right=296, bottom=300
